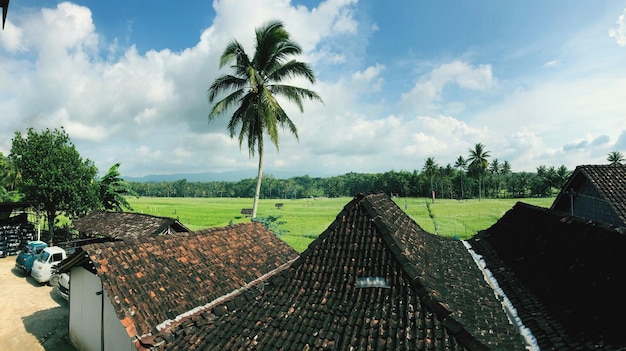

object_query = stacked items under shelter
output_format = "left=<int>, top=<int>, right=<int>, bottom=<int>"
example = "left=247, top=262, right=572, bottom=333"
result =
left=0, top=203, right=37, bottom=257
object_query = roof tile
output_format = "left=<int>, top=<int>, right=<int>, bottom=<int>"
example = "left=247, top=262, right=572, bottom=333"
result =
left=72, top=211, right=190, bottom=239
left=60, top=222, right=298, bottom=337
left=151, top=193, right=525, bottom=350
left=470, top=202, right=626, bottom=350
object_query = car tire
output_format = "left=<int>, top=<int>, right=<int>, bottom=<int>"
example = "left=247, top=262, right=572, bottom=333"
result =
left=49, top=274, right=60, bottom=287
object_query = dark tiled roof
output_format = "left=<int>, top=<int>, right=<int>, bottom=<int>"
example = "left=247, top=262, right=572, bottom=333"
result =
left=148, top=193, right=525, bottom=350
left=552, top=164, right=626, bottom=227
left=59, top=222, right=298, bottom=338
left=469, top=202, right=626, bottom=350
left=72, top=211, right=190, bottom=239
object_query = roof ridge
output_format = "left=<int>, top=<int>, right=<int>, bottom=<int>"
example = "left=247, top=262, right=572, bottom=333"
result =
left=134, top=258, right=297, bottom=349
left=358, top=193, right=491, bottom=351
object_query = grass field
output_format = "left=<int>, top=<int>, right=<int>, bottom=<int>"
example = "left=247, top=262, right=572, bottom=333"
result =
left=127, top=196, right=555, bottom=252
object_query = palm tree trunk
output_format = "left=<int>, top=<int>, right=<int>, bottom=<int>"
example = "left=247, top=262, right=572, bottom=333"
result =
left=252, top=148, right=264, bottom=218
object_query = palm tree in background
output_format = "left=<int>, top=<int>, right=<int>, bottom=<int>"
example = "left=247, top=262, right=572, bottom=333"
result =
left=467, top=143, right=490, bottom=201
left=607, top=151, right=625, bottom=166
left=423, top=157, right=439, bottom=202
left=489, top=158, right=501, bottom=197
left=454, top=155, right=467, bottom=199
left=208, top=20, right=322, bottom=218
left=501, top=160, right=511, bottom=175
left=99, top=163, right=137, bottom=212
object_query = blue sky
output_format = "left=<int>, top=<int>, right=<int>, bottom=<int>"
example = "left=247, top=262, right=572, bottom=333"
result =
left=1, top=0, right=625, bottom=178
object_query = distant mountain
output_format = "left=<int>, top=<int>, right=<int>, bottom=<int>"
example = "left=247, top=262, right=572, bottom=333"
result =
left=123, top=170, right=333, bottom=183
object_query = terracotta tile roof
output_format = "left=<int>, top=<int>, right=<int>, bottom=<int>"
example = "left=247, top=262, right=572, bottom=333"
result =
left=147, top=193, right=525, bottom=350
left=58, top=222, right=298, bottom=338
left=552, top=164, right=626, bottom=227
left=468, top=202, right=626, bottom=350
left=72, top=211, right=190, bottom=239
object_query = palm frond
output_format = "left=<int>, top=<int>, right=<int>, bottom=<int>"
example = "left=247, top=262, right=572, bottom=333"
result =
left=207, top=74, right=246, bottom=103
left=219, top=40, right=250, bottom=69
left=254, top=20, right=290, bottom=72
left=209, top=88, right=246, bottom=119
left=267, top=60, right=315, bottom=83
left=270, top=84, right=322, bottom=112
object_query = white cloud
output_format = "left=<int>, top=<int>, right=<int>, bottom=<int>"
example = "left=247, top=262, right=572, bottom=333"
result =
left=2, top=0, right=625, bottom=179
left=609, top=7, right=626, bottom=46
left=401, top=61, right=496, bottom=113
left=0, top=21, right=25, bottom=52
left=543, top=60, right=560, bottom=68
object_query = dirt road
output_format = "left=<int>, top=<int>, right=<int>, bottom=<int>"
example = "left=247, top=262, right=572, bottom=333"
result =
left=0, top=256, right=76, bottom=351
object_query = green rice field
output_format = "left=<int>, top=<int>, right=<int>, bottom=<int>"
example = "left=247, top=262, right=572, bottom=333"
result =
left=127, top=196, right=555, bottom=252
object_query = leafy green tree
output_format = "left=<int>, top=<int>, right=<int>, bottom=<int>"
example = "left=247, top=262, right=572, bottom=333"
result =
left=208, top=20, right=322, bottom=218
left=467, top=143, right=491, bottom=201
left=607, top=151, right=625, bottom=166
left=9, top=127, right=98, bottom=243
left=0, top=152, right=22, bottom=201
left=98, top=162, right=136, bottom=211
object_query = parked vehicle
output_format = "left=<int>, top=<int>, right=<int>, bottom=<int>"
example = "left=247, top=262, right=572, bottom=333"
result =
left=30, top=246, right=67, bottom=284
left=15, top=241, right=48, bottom=274
left=50, top=272, right=70, bottom=300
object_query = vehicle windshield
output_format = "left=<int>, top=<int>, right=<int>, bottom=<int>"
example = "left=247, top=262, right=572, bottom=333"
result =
left=38, top=251, right=50, bottom=263
left=21, top=246, right=31, bottom=254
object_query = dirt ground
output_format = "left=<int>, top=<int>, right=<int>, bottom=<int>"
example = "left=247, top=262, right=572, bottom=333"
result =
left=0, top=256, right=76, bottom=351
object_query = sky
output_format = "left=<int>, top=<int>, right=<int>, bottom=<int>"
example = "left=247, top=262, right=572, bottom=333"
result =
left=1, top=0, right=626, bottom=179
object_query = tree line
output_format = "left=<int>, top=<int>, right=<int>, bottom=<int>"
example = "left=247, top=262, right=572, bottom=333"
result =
left=127, top=157, right=573, bottom=200
left=126, top=149, right=625, bottom=200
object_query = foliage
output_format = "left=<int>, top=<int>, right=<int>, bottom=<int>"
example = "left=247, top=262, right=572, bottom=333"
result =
left=98, top=162, right=137, bottom=211
left=9, top=127, right=98, bottom=242
left=467, top=143, right=491, bottom=200
left=607, top=151, right=625, bottom=166
left=126, top=142, right=574, bottom=202
left=252, top=215, right=289, bottom=237
left=128, top=163, right=572, bottom=201
left=207, top=20, right=322, bottom=218
left=0, top=152, right=22, bottom=201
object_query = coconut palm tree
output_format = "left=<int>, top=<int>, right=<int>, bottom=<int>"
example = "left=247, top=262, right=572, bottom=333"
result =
left=489, top=158, right=502, bottom=197
left=607, top=151, right=625, bottom=166
left=208, top=20, right=322, bottom=218
left=467, top=143, right=490, bottom=201
left=501, top=160, right=511, bottom=175
left=423, top=157, right=439, bottom=202
left=454, top=155, right=467, bottom=199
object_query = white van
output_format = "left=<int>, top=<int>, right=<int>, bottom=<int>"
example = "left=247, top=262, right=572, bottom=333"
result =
left=31, top=246, right=67, bottom=284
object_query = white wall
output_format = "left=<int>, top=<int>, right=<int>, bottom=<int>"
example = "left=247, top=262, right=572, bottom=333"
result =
left=103, top=288, right=135, bottom=351
left=68, top=268, right=134, bottom=351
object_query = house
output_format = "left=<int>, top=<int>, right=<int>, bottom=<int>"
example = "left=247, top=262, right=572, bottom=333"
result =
left=56, top=222, right=298, bottom=351
left=551, top=164, right=626, bottom=229
left=140, top=193, right=527, bottom=350
left=72, top=211, right=190, bottom=240
left=468, top=202, right=626, bottom=350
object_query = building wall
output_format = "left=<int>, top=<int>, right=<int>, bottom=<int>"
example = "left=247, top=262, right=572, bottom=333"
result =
left=574, top=183, right=622, bottom=227
left=69, top=268, right=134, bottom=351
left=102, top=288, right=135, bottom=351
